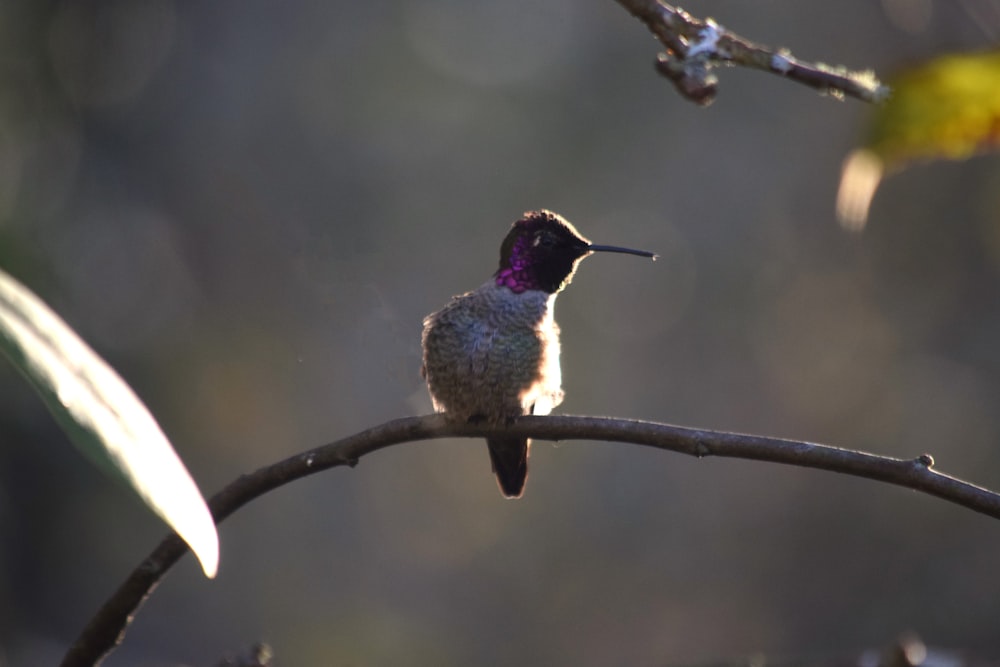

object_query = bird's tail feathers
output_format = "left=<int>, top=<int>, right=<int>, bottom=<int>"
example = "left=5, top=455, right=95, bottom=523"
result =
left=486, top=436, right=529, bottom=499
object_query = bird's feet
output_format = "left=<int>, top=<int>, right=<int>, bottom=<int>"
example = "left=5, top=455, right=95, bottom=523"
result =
left=466, top=414, right=519, bottom=427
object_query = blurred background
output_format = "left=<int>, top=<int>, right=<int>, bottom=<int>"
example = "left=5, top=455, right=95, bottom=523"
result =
left=1, top=0, right=999, bottom=665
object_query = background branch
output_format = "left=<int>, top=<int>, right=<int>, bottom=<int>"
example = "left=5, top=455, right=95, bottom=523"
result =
left=614, top=0, right=890, bottom=105
left=61, top=414, right=1000, bottom=667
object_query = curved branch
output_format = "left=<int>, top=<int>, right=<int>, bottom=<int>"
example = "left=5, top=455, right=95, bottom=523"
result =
left=61, top=413, right=1000, bottom=667
left=615, top=0, right=890, bottom=105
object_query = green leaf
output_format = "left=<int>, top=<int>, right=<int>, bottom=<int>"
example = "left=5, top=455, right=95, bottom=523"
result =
left=837, top=50, right=1000, bottom=230
left=0, top=268, right=218, bottom=578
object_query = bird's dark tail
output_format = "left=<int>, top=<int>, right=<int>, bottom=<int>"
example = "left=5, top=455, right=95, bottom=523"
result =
left=486, top=436, right=529, bottom=499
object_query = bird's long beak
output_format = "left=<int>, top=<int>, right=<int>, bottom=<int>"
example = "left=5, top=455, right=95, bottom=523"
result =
left=588, top=244, right=658, bottom=260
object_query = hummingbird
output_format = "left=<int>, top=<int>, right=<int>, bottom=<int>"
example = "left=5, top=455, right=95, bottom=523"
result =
left=420, top=210, right=655, bottom=498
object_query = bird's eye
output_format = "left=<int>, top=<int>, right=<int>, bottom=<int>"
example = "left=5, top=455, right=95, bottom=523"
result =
left=535, top=232, right=556, bottom=248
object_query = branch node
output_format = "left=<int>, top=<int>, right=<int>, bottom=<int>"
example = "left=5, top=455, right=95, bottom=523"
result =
left=216, top=641, right=274, bottom=667
left=916, top=454, right=935, bottom=469
left=694, top=440, right=711, bottom=458
left=655, top=53, right=718, bottom=106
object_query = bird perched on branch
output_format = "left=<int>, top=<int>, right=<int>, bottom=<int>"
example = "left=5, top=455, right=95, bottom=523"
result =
left=421, top=210, right=655, bottom=498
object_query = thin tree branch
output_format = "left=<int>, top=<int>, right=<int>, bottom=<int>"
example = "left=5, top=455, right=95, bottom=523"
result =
left=614, top=0, right=890, bottom=105
left=62, top=413, right=1000, bottom=667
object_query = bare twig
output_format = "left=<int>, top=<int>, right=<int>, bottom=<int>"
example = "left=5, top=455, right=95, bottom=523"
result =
left=614, top=0, right=890, bottom=105
left=61, top=413, right=1000, bottom=667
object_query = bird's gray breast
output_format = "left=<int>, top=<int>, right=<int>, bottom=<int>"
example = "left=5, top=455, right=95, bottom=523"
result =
left=421, top=283, right=563, bottom=421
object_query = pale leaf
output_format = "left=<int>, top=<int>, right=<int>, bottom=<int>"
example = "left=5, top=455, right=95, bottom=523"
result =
left=0, top=268, right=218, bottom=578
